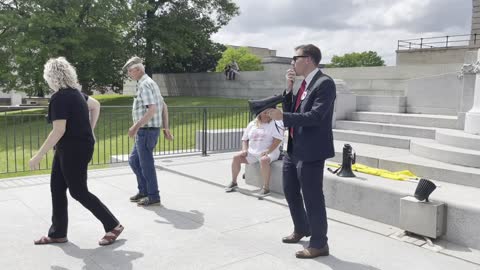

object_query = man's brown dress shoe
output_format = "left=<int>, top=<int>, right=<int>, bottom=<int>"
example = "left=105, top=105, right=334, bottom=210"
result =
left=295, top=245, right=329, bottom=259
left=282, top=232, right=310, bottom=243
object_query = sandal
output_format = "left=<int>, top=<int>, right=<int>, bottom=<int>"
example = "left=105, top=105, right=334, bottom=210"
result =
left=99, top=224, right=124, bottom=246
left=34, top=236, right=68, bottom=245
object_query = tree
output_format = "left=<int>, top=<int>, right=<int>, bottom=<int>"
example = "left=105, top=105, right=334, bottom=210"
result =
left=130, top=0, right=239, bottom=74
left=0, top=0, right=140, bottom=96
left=327, top=51, right=385, bottom=68
left=0, top=0, right=239, bottom=95
left=215, top=47, right=263, bottom=72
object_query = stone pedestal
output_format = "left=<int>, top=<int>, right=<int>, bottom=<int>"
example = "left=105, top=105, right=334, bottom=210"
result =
left=465, top=112, right=480, bottom=134
left=10, top=92, right=22, bottom=106
left=399, top=196, right=445, bottom=239
left=333, top=79, right=356, bottom=128
left=464, top=49, right=480, bottom=134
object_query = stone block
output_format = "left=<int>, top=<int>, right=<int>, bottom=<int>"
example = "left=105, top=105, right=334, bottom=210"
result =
left=399, top=196, right=446, bottom=239
left=245, top=160, right=283, bottom=193
left=195, top=129, right=244, bottom=152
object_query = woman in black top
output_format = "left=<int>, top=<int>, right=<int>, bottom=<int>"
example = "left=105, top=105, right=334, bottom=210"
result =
left=29, top=57, right=124, bottom=246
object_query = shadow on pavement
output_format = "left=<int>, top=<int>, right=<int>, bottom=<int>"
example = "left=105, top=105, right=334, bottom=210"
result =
left=321, top=255, right=381, bottom=270
left=298, top=241, right=381, bottom=269
left=51, top=239, right=143, bottom=270
left=144, top=206, right=204, bottom=230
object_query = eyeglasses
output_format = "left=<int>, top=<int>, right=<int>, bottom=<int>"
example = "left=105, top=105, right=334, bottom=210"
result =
left=292, top=55, right=309, bottom=61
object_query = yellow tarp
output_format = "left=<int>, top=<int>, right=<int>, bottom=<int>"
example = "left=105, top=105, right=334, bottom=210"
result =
left=327, top=162, right=417, bottom=181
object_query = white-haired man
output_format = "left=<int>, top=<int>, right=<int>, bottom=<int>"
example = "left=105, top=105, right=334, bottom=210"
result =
left=123, top=56, right=173, bottom=206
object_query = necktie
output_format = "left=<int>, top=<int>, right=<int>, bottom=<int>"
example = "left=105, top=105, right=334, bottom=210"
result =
left=290, top=80, right=307, bottom=138
left=294, top=80, right=307, bottom=112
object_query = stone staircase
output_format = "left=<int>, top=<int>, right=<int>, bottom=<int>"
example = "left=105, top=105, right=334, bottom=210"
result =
left=332, top=94, right=480, bottom=188
left=247, top=92, right=480, bottom=250
left=328, top=94, right=480, bottom=250
left=324, top=93, right=480, bottom=249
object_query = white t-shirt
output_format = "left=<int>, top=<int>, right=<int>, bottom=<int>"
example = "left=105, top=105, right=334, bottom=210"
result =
left=242, top=120, right=284, bottom=156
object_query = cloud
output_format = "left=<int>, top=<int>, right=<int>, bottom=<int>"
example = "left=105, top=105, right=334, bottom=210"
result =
left=212, top=0, right=472, bottom=65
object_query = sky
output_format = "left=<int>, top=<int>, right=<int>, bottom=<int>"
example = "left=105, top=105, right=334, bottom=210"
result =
left=212, top=0, right=472, bottom=66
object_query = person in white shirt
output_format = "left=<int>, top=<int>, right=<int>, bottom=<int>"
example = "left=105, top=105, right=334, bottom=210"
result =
left=225, top=106, right=284, bottom=197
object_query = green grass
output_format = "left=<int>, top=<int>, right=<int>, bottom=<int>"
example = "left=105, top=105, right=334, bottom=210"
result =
left=0, top=95, right=251, bottom=179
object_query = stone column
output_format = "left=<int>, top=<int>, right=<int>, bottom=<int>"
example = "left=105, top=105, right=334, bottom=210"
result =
left=464, top=49, right=480, bottom=134
left=333, top=79, right=356, bottom=129
left=10, top=90, right=22, bottom=106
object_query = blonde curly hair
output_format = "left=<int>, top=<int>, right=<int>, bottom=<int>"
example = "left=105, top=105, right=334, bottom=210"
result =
left=43, top=57, right=81, bottom=91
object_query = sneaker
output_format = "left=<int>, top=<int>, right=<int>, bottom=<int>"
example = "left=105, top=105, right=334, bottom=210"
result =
left=257, top=188, right=270, bottom=198
left=137, top=197, right=161, bottom=206
left=225, top=182, right=238, bottom=192
left=130, top=193, right=147, bottom=202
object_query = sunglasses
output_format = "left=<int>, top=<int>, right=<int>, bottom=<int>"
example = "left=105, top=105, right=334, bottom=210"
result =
left=292, top=55, right=309, bottom=61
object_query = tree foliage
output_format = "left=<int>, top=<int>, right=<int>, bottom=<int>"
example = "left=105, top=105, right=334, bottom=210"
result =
left=0, top=0, right=139, bottom=95
left=0, top=0, right=239, bottom=95
left=130, top=0, right=239, bottom=74
left=327, top=51, right=385, bottom=68
left=215, top=47, right=263, bottom=72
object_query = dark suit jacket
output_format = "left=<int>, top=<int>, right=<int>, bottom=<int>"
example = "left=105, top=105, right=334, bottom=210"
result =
left=282, top=70, right=336, bottom=162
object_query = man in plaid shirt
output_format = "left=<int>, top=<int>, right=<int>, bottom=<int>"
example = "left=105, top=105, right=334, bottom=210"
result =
left=123, top=56, right=173, bottom=206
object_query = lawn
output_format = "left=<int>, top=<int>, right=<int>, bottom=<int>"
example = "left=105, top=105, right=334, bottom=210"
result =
left=0, top=95, right=251, bottom=178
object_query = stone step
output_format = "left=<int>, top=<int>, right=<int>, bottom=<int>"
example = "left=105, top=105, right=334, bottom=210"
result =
left=356, top=95, right=406, bottom=113
left=351, top=89, right=405, bottom=96
left=335, top=120, right=436, bottom=139
left=245, top=150, right=480, bottom=250
left=349, top=112, right=459, bottom=129
left=331, top=140, right=480, bottom=188
left=435, top=128, right=480, bottom=151
left=410, top=140, right=480, bottom=168
left=321, top=171, right=480, bottom=250
left=333, top=129, right=415, bottom=149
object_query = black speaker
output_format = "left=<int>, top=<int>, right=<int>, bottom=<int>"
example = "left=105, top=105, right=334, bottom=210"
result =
left=337, top=144, right=356, bottom=177
left=248, top=95, right=283, bottom=116
left=414, top=178, right=437, bottom=202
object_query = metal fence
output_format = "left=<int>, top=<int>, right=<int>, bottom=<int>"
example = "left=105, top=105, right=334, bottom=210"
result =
left=397, top=34, right=477, bottom=50
left=0, top=105, right=251, bottom=175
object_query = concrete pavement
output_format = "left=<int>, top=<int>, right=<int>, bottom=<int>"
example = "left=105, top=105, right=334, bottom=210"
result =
left=0, top=152, right=479, bottom=270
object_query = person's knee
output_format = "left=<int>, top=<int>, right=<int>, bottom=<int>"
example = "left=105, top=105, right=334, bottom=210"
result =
left=232, top=153, right=244, bottom=162
left=128, top=157, right=135, bottom=167
left=260, top=156, right=270, bottom=166
left=50, top=188, right=67, bottom=197
left=69, top=188, right=88, bottom=201
left=129, top=158, right=141, bottom=173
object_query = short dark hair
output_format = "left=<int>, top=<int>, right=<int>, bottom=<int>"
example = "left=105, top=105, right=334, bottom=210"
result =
left=295, top=44, right=321, bottom=65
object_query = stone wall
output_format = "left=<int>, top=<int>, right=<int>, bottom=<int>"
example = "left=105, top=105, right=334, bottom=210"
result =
left=406, top=73, right=463, bottom=116
left=124, top=61, right=461, bottom=99
left=396, top=47, right=474, bottom=66
left=228, top=45, right=277, bottom=58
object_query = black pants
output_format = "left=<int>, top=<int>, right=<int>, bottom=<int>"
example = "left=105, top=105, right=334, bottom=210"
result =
left=282, top=153, right=328, bottom=249
left=48, top=142, right=119, bottom=238
left=229, top=71, right=236, bottom=80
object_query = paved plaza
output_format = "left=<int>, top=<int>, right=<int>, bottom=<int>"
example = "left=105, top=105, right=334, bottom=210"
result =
left=0, top=152, right=479, bottom=270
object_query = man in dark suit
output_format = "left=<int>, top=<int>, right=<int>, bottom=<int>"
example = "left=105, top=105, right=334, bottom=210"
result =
left=267, top=44, right=336, bottom=259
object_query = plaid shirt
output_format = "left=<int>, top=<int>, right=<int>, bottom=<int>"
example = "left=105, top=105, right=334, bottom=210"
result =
left=132, top=74, right=164, bottom=128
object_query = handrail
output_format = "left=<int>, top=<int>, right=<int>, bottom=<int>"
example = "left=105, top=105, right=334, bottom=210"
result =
left=397, top=34, right=478, bottom=50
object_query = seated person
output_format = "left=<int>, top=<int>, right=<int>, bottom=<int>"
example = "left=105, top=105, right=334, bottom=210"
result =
left=229, top=60, right=240, bottom=80
left=225, top=107, right=284, bottom=197
left=224, top=64, right=231, bottom=80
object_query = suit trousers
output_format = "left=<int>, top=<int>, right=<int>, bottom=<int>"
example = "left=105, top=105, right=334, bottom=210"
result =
left=282, top=153, right=328, bottom=249
left=48, top=141, right=119, bottom=238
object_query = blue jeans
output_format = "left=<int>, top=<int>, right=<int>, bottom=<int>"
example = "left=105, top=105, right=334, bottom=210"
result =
left=129, top=128, right=160, bottom=201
